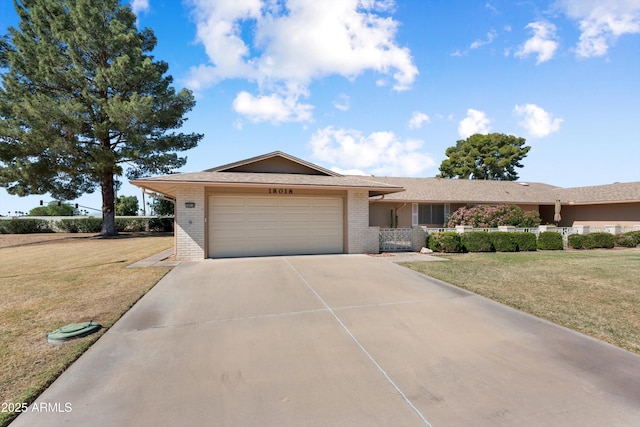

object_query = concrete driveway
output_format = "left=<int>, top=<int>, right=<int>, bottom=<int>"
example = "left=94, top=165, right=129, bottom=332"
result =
left=13, top=255, right=640, bottom=426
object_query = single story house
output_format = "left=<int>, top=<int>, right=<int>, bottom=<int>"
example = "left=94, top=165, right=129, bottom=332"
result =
left=368, top=178, right=640, bottom=229
left=131, top=151, right=404, bottom=259
left=131, top=151, right=640, bottom=260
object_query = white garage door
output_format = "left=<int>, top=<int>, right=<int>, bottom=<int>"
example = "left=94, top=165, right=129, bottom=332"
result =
left=208, top=195, right=344, bottom=258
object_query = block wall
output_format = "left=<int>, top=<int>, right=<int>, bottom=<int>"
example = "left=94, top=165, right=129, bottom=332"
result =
left=347, top=190, right=377, bottom=253
left=175, top=186, right=206, bottom=260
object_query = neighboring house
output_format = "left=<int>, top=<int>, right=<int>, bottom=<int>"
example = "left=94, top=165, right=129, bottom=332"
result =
left=553, top=183, right=640, bottom=228
left=131, top=151, right=640, bottom=260
left=368, top=178, right=640, bottom=229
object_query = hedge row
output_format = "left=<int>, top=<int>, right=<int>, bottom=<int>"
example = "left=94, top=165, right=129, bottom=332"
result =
left=614, top=231, right=640, bottom=248
left=568, top=232, right=615, bottom=249
left=0, top=218, right=54, bottom=234
left=537, top=231, right=564, bottom=250
left=426, top=229, right=640, bottom=253
left=0, top=217, right=173, bottom=234
left=427, top=231, right=541, bottom=253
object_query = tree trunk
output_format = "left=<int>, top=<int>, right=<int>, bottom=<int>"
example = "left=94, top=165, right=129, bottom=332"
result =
left=101, top=174, right=118, bottom=236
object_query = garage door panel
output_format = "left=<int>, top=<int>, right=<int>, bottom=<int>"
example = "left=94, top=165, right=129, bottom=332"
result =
left=209, top=195, right=343, bottom=258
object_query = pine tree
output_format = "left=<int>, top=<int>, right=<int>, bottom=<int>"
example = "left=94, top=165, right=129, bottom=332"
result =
left=0, top=0, right=202, bottom=235
left=437, top=133, right=530, bottom=181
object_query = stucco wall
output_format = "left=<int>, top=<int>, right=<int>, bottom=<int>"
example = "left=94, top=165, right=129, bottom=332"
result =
left=175, top=186, right=206, bottom=260
left=369, top=202, right=412, bottom=227
left=560, top=202, right=640, bottom=227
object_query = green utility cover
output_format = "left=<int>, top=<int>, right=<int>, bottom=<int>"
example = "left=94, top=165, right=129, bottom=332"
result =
left=46, top=321, right=102, bottom=343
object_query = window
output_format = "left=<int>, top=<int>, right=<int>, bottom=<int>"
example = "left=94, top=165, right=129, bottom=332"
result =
left=418, top=204, right=445, bottom=225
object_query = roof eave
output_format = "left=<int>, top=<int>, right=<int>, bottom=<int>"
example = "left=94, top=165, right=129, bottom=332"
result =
left=130, top=179, right=404, bottom=197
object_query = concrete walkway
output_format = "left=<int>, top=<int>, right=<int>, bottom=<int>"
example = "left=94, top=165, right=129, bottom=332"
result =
left=13, top=254, right=640, bottom=426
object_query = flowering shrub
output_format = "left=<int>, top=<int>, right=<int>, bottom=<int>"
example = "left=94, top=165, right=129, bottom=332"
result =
left=447, top=205, right=540, bottom=228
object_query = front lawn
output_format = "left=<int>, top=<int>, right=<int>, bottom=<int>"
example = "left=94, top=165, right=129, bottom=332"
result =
left=0, top=233, right=173, bottom=426
left=403, top=249, right=640, bottom=354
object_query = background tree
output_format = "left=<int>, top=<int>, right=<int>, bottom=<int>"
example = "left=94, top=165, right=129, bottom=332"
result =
left=29, top=201, right=79, bottom=216
left=0, top=0, right=202, bottom=236
left=115, top=195, right=139, bottom=216
left=149, top=196, right=174, bottom=216
left=437, top=133, right=530, bottom=181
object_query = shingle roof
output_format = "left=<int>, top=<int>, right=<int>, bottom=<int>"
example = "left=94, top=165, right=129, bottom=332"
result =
left=130, top=171, right=404, bottom=198
left=363, top=177, right=562, bottom=204
left=558, top=182, right=640, bottom=204
left=130, top=151, right=640, bottom=205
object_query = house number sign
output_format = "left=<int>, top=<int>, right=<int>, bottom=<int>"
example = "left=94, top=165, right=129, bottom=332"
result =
left=268, top=188, right=294, bottom=194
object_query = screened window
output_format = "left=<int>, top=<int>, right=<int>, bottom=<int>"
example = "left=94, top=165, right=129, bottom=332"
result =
left=418, top=204, right=445, bottom=225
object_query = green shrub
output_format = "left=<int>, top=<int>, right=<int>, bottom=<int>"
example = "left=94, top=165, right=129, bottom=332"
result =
left=115, top=218, right=148, bottom=232
left=58, top=218, right=103, bottom=233
left=570, top=232, right=615, bottom=249
left=568, top=234, right=586, bottom=249
left=0, top=218, right=53, bottom=234
left=615, top=231, right=640, bottom=248
left=461, top=232, right=493, bottom=252
left=587, top=232, right=615, bottom=249
left=428, top=232, right=464, bottom=253
left=489, top=232, right=518, bottom=252
left=537, top=231, right=563, bottom=250
left=629, top=231, right=640, bottom=245
left=512, top=232, right=537, bottom=251
left=148, top=217, right=174, bottom=232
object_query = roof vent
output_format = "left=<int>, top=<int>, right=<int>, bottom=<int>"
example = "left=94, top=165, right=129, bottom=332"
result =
left=519, top=182, right=529, bottom=186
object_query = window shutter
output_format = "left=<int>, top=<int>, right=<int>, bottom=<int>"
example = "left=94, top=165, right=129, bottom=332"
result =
left=412, top=203, right=418, bottom=227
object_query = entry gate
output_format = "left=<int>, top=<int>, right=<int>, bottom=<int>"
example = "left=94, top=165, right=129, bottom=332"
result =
left=379, top=227, right=412, bottom=252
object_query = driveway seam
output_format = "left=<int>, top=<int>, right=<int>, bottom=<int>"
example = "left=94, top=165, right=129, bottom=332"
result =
left=112, top=297, right=462, bottom=334
left=282, top=257, right=434, bottom=427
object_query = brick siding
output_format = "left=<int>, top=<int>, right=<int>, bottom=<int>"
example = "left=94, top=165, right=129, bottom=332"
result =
left=175, top=186, right=206, bottom=260
left=347, top=190, right=378, bottom=253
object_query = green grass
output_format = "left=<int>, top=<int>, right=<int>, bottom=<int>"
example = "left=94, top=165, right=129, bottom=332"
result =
left=0, top=233, right=173, bottom=427
left=403, top=249, right=640, bottom=354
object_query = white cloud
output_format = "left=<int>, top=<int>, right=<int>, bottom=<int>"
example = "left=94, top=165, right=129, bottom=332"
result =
left=330, top=166, right=367, bottom=175
left=308, top=126, right=435, bottom=176
left=514, top=104, right=563, bottom=138
left=185, top=0, right=418, bottom=123
left=470, top=29, right=498, bottom=49
left=408, top=111, right=430, bottom=129
left=232, top=91, right=313, bottom=123
left=458, top=109, right=491, bottom=138
left=333, top=94, right=350, bottom=112
left=131, top=0, right=150, bottom=14
left=556, top=0, right=640, bottom=58
left=515, top=21, right=559, bottom=64
left=485, top=2, right=498, bottom=14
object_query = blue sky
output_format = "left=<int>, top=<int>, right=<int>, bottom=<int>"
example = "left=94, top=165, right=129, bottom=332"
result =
left=1, top=0, right=639, bottom=216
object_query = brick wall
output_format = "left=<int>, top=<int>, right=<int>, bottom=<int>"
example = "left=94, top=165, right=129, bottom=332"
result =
left=175, top=186, right=206, bottom=260
left=347, top=190, right=378, bottom=253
